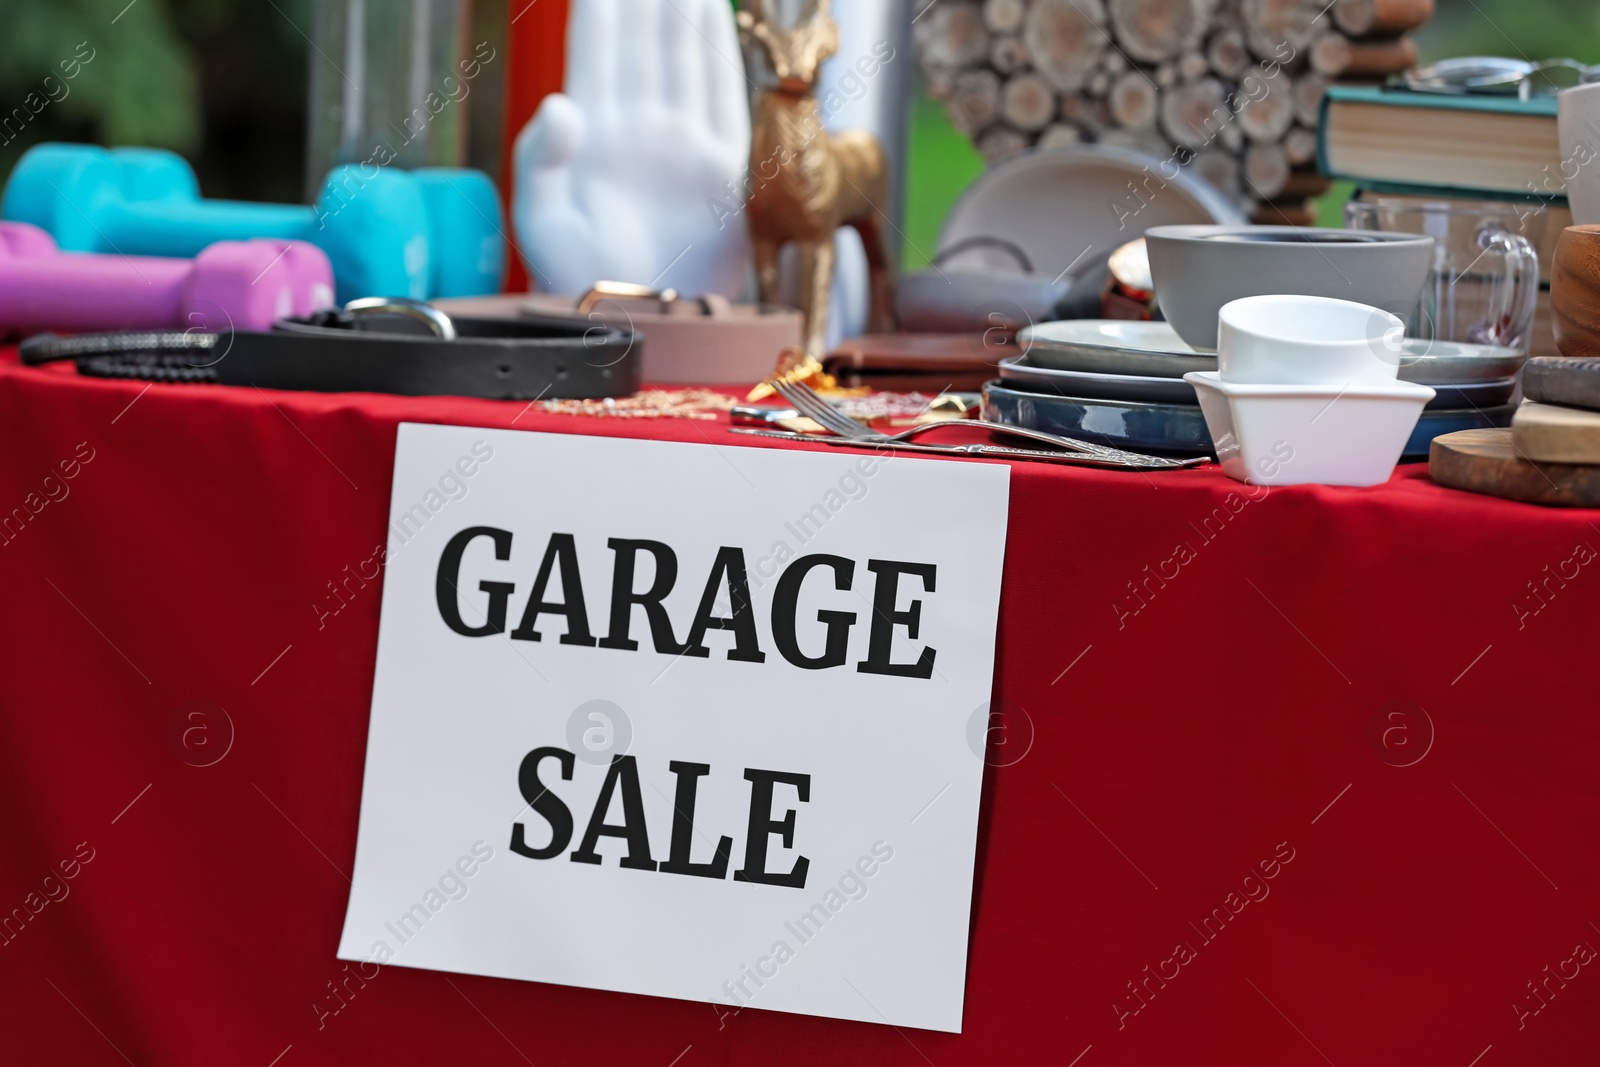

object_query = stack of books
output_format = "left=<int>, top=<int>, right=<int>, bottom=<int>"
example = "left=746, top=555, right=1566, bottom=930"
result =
left=1318, top=85, right=1571, bottom=357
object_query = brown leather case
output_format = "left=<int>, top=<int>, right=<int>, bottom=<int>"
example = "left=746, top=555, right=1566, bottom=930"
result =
left=822, top=332, right=1022, bottom=392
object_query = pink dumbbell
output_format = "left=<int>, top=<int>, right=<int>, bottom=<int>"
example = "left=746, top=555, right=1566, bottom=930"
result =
left=0, top=220, right=334, bottom=334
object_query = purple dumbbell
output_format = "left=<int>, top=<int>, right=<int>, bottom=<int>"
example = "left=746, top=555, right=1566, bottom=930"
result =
left=0, top=220, right=334, bottom=334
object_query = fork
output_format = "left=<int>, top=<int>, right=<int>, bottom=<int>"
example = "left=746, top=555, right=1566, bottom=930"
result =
left=771, top=379, right=1204, bottom=470
left=731, top=427, right=1205, bottom=470
left=776, top=378, right=1126, bottom=453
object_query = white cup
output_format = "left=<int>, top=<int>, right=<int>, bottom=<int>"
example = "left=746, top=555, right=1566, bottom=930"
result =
left=1217, top=295, right=1405, bottom=386
left=1558, top=83, right=1600, bottom=225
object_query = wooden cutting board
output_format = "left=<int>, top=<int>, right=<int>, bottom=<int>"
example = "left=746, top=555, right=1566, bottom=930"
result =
left=1430, top=428, right=1600, bottom=507
left=1512, top=401, right=1600, bottom=463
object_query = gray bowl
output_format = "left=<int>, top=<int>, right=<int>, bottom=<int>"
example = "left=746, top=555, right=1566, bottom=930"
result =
left=896, top=266, right=1069, bottom=332
left=1145, top=225, right=1435, bottom=351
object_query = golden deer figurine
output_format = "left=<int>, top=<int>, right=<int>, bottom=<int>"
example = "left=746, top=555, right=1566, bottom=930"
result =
left=738, top=0, right=895, bottom=363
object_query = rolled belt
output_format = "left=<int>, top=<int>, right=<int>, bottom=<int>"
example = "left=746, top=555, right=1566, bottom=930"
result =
left=18, top=298, right=643, bottom=400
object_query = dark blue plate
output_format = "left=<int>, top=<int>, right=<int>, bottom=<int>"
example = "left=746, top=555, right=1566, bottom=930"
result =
left=997, top=355, right=1198, bottom=404
left=981, top=382, right=1213, bottom=455
left=1401, top=404, right=1515, bottom=456
left=981, top=382, right=1517, bottom=460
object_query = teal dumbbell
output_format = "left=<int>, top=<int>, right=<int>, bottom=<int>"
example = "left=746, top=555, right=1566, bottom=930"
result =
left=0, top=143, right=505, bottom=302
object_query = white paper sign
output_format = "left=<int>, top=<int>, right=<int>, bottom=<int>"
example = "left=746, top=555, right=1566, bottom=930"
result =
left=338, top=423, right=1010, bottom=1032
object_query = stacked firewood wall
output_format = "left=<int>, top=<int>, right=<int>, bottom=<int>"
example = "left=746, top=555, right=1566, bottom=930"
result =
left=915, top=0, right=1434, bottom=225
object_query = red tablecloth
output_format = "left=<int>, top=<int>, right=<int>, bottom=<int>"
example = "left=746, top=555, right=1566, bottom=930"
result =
left=2, top=351, right=1598, bottom=1067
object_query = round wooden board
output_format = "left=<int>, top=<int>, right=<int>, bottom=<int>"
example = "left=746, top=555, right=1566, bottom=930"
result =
left=1429, top=428, right=1600, bottom=508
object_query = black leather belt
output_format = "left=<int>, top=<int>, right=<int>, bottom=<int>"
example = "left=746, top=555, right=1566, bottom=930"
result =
left=18, top=298, right=643, bottom=400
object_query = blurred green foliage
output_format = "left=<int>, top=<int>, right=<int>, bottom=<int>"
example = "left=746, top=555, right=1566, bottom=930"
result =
left=0, top=0, right=309, bottom=201
left=0, top=0, right=197, bottom=156
left=903, top=83, right=984, bottom=268
left=1414, top=0, right=1600, bottom=67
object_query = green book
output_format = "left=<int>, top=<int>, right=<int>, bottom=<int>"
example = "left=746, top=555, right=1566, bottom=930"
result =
left=1318, top=86, right=1569, bottom=201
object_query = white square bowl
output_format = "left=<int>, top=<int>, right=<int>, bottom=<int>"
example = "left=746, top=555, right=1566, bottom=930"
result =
left=1184, top=371, right=1436, bottom=487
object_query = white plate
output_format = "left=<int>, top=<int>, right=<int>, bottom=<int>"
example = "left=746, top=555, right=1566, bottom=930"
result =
left=935, top=145, right=1247, bottom=280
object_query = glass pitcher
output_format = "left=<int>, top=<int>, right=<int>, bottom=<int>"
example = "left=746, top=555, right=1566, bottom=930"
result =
left=1344, top=197, right=1544, bottom=353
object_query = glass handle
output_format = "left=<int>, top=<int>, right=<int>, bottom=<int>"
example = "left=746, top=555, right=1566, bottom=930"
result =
left=1478, top=227, right=1540, bottom=351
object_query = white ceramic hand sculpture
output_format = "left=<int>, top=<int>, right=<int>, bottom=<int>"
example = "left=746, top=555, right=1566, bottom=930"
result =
left=514, top=0, right=752, bottom=298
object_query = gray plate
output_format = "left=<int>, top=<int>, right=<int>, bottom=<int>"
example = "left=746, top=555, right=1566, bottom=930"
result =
left=1018, top=319, right=1528, bottom=385
left=981, top=381, right=1516, bottom=459
left=1000, top=355, right=1516, bottom=410
left=997, top=355, right=1197, bottom=403
left=1020, top=320, right=1216, bottom=378
left=1396, top=343, right=1528, bottom=385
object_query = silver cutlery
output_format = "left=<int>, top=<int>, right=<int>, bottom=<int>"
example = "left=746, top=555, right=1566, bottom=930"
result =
left=767, top=379, right=1205, bottom=470
left=729, top=428, right=1208, bottom=470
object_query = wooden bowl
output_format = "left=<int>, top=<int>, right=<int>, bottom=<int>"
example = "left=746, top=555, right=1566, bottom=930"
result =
left=1552, top=224, right=1600, bottom=360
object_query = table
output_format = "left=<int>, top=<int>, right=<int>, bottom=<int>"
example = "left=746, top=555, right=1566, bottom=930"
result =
left=2, top=349, right=1597, bottom=1067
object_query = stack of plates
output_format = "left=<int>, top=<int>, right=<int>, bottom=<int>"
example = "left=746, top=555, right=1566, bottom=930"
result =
left=982, top=321, right=1523, bottom=457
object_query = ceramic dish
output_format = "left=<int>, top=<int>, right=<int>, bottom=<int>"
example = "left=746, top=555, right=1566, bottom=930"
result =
left=1427, top=378, right=1518, bottom=408
left=897, top=264, right=1070, bottom=332
left=999, top=354, right=1515, bottom=410
left=936, top=144, right=1247, bottom=281
left=981, top=381, right=1214, bottom=455
left=1185, top=371, right=1434, bottom=486
left=982, top=381, right=1515, bottom=460
left=1018, top=319, right=1528, bottom=385
left=1395, top=341, right=1528, bottom=384
left=1020, top=320, right=1218, bottom=377
left=1217, top=294, right=1405, bottom=386
left=1402, top=405, right=1515, bottom=456
left=996, top=355, right=1197, bottom=403
left=1145, top=225, right=1435, bottom=351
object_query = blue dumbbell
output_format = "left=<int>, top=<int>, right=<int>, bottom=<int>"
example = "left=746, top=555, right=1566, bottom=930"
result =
left=0, top=143, right=505, bottom=302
